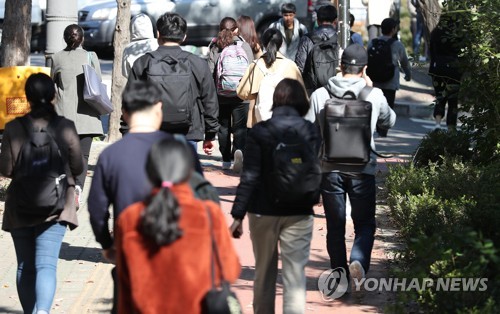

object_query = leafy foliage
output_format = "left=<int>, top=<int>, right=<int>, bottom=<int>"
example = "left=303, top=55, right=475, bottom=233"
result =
left=445, top=0, right=500, bottom=163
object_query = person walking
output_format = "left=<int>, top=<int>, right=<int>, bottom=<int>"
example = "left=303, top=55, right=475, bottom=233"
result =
left=268, top=3, right=308, bottom=60
left=0, top=73, right=83, bottom=314
left=295, top=4, right=338, bottom=94
left=87, top=81, right=203, bottom=313
left=49, top=24, right=104, bottom=207
left=429, top=14, right=463, bottom=130
left=237, top=28, right=305, bottom=122
left=230, top=79, right=321, bottom=314
left=127, top=12, right=220, bottom=155
left=307, top=44, right=396, bottom=290
left=122, top=13, right=159, bottom=78
left=362, top=0, right=393, bottom=41
left=116, top=138, right=240, bottom=313
left=208, top=17, right=253, bottom=172
left=237, top=15, right=263, bottom=129
left=367, top=18, right=411, bottom=136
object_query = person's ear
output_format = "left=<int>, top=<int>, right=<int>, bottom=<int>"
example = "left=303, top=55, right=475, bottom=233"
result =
left=122, top=109, right=130, bottom=125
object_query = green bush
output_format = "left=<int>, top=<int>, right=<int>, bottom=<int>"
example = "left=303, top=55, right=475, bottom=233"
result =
left=386, top=156, right=500, bottom=312
left=412, top=129, right=474, bottom=167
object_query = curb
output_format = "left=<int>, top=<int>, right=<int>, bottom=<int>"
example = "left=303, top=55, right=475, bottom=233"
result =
left=394, top=100, right=433, bottom=119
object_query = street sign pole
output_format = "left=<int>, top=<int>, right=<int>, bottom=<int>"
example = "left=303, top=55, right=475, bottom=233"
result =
left=45, top=0, right=77, bottom=66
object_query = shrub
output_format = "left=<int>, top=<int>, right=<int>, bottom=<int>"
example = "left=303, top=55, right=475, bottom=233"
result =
left=412, top=129, right=473, bottom=167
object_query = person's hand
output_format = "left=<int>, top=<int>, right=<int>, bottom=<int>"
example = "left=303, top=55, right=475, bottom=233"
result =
left=229, top=219, right=243, bottom=239
left=102, top=247, right=116, bottom=264
left=363, top=67, right=373, bottom=87
left=203, top=140, right=214, bottom=155
left=404, top=75, right=411, bottom=82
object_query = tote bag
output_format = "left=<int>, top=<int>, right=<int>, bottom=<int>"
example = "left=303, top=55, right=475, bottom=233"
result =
left=82, top=52, right=113, bottom=115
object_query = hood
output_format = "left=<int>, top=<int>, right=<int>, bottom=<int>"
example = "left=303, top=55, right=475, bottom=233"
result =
left=130, top=13, right=155, bottom=41
left=325, top=76, right=367, bottom=98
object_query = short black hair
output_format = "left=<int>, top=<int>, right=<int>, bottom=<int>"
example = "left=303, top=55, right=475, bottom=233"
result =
left=349, top=13, right=355, bottom=27
left=317, top=5, right=337, bottom=23
left=341, top=64, right=364, bottom=75
left=281, top=3, right=296, bottom=14
left=272, top=78, right=310, bottom=117
left=122, top=81, right=163, bottom=114
left=156, top=12, right=187, bottom=43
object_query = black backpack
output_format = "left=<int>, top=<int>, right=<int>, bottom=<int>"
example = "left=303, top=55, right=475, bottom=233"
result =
left=367, top=38, right=397, bottom=83
left=265, top=121, right=322, bottom=209
left=304, top=33, right=340, bottom=91
left=6, top=116, right=68, bottom=217
left=323, top=86, right=375, bottom=166
left=145, top=50, right=197, bottom=131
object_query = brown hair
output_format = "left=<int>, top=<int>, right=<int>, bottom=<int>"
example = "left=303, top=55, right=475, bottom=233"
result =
left=272, top=79, right=309, bottom=117
left=216, top=17, right=238, bottom=49
left=237, top=15, right=260, bottom=55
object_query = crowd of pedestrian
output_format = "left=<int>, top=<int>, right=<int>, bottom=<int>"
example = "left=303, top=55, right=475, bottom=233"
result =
left=0, top=1, right=465, bottom=313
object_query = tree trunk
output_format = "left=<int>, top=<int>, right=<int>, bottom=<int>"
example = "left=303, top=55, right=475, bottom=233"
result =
left=417, top=0, right=441, bottom=50
left=0, top=0, right=31, bottom=66
left=108, top=0, right=131, bottom=142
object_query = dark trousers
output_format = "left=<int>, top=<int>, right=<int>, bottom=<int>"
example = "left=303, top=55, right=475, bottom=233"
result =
left=432, top=76, right=459, bottom=126
left=377, top=89, right=396, bottom=136
left=76, top=135, right=93, bottom=189
left=218, top=102, right=249, bottom=162
left=320, top=172, right=376, bottom=274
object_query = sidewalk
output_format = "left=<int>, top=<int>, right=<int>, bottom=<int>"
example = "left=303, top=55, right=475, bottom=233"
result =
left=0, top=62, right=431, bottom=312
left=0, top=139, right=407, bottom=313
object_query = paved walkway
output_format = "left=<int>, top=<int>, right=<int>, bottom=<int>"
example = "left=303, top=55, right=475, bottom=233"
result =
left=0, top=66, right=433, bottom=313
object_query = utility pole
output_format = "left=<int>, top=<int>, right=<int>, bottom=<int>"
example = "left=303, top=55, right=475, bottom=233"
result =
left=45, top=0, right=77, bottom=66
left=337, top=0, right=350, bottom=49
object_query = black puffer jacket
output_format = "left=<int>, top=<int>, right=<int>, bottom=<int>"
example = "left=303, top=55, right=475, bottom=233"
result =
left=128, top=46, right=220, bottom=141
left=294, top=24, right=337, bottom=73
left=231, top=106, right=321, bottom=219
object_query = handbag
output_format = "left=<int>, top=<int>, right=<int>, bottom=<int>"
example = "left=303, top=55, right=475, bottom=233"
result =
left=82, top=52, right=113, bottom=115
left=202, top=207, right=242, bottom=314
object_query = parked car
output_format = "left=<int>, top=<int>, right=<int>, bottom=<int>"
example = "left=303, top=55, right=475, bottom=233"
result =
left=78, top=0, right=312, bottom=54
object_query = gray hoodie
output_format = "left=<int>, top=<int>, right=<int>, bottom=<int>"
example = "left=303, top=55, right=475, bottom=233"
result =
left=122, top=13, right=159, bottom=78
left=305, top=75, right=396, bottom=175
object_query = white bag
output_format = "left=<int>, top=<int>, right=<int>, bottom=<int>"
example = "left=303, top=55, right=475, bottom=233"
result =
left=82, top=53, right=113, bottom=115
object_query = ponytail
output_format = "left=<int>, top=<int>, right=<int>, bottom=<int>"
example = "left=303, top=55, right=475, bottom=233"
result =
left=261, top=28, right=283, bottom=68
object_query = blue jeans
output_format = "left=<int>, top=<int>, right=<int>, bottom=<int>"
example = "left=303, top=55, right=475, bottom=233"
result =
left=320, top=172, right=376, bottom=274
left=11, top=222, right=67, bottom=313
left=218, top=102, right=249, bottom=162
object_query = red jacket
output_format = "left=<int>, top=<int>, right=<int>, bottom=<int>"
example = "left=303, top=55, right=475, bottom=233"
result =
left=116, top=183, right=241, bottom=313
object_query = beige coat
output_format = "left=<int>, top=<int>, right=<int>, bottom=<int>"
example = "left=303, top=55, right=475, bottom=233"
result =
left=0, top=115, right=84, bottom=231
left=237, top=52, right=305, bottom=126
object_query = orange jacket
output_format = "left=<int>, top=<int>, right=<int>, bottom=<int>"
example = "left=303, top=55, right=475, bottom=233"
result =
left=116, top=183, right=241, bottom=313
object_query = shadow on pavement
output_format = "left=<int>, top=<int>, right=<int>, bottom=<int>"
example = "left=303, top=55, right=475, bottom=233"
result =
left=0, top=307, right=22, bottom=314
left=59, top=242, right=112, bottom=264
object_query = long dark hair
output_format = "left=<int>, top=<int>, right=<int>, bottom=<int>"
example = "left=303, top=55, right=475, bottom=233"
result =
left=25, top=73, right=57, bottom=118
left=261, top=28, right=283, bottom=67
left=237, top=15, right=260, bottom=54
left=216, top=17, right=238, bottom=49
left=63, top=24, right=84, bottom=50
left=140, top=139, right=193, bottom=246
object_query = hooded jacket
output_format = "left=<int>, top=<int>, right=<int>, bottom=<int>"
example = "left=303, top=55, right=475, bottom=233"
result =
left=305, top=75, right=396, bottom=175
left=122, top=13, right=159, bottom=78
left=269, top=18, right=308, bottom=60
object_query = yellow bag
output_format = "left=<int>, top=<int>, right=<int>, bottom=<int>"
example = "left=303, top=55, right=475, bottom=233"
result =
left=0, top=66, right=51, bottom=130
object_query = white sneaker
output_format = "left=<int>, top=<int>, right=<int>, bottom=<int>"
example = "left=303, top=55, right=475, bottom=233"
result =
left=232, top=150, right=243, bottom=173
left=222, top=161, right=232, bottom=170
left=74, top=185, right=82, bottom=209
left=349, top=260, right=365, bottom=290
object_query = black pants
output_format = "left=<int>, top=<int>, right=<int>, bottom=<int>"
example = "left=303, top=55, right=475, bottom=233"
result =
left=432, top=76, right=459, bottom=126
left=377, top=89, right=396, bottom=136
left=218, top=102, right=249, bottom=162
left=76, top=135, right=93, bottom=189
